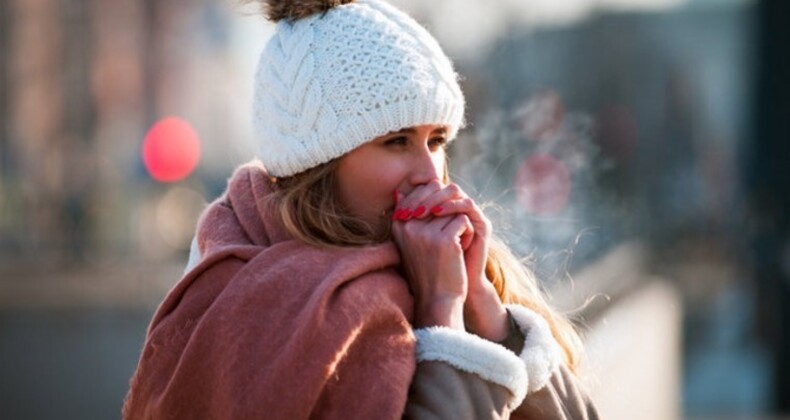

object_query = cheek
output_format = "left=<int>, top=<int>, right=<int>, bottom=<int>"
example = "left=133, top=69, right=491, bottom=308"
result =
left=355, top=162, right=402, bottom=204
left=337, top=160, right=401, bottom=217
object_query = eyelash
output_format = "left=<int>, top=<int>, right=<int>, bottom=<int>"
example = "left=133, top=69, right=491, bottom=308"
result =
left=384, top=137, right=408, bottom=146
left=430, top=137, right=448, bottom=148
left=384, top=137, right=447, bottom=149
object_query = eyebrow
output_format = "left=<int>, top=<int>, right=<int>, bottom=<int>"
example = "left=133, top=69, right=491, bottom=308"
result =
left=390, top=126, right=448, bottom=135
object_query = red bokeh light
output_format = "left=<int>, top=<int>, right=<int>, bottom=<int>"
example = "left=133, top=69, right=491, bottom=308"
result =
left=142, top=117, right=201, bottom=182
left=514, top=154, right=572, bottom=215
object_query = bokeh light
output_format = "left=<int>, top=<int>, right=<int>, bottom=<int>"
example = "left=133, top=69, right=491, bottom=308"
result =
left=514, top=154, right=572, bottom=215
left=142, top=117, right=201, bottom=182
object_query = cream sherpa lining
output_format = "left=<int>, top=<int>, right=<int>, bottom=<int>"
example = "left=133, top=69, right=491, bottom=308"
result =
left=413, top=326, right=528, bottom=410
left=506, top=304, right=565, bottom=394
left=414, top=306, right=565, bottom=410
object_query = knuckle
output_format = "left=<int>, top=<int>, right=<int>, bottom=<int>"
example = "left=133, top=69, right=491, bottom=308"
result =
left=445, top=184, right=462, bottom=195
left=481, top=222, right=492, bottom=236
left=426, top=179, right=443, bottom=191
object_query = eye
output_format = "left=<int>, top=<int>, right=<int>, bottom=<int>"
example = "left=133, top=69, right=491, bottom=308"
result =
left=384, top=136, right=408, bottom=147
left=429, top=137, right=448, bottom=150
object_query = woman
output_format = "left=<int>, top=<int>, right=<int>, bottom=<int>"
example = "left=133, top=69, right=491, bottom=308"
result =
left=124, top=0, right=599, bottom=418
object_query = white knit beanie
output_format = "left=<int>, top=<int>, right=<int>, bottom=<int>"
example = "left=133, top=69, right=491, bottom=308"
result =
left=252, top=0, right=466, bottom=177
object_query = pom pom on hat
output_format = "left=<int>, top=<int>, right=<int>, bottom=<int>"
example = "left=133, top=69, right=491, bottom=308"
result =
left=255, top=0, right=357, bottom=22
left=252, top=0, right=466, bottom=177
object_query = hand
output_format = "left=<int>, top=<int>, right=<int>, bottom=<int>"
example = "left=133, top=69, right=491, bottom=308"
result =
left=394, top=184, right=509, bottom=341
left=391, top=186, right=472, bottom=330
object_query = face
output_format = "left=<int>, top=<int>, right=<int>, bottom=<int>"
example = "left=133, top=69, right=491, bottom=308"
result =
left=335, top=124, right=449, bottom=237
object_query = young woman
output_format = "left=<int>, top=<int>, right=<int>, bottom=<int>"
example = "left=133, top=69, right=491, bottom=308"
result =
left=124, top=0, right=599, bottom=418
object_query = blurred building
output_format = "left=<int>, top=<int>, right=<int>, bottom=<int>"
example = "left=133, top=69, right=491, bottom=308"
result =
left=1, top=0, right=788, bottom=418
left=0, top=0, right=254, bottom=270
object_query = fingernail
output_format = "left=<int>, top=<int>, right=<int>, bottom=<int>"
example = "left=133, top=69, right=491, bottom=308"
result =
left=399, top=209, right=413, bottom=220
left=392, top=209, right=404, bottom=221
left=430, top=206, right=443, bottom=215
left=412, top=206, right=426, bottom=217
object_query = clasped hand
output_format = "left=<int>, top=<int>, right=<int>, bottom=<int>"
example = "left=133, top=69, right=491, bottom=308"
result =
left=390, top=181, right=509, bottom=342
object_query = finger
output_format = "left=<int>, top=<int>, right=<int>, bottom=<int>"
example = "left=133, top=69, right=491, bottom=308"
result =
left=395, top=180, right=443, bottom=220
left=397, top=213, right=472, bottom=251
left=391, top=189, right=404, bottom=221
left=399, top=213, right=456, bottom=243
left=440, top=214, right=473, bottom=247
left=431, top=197, right=491, bottom=238
left=401, top=213, right=447, bottom=242
left=392, top=210, right=434, bottom=236
left=390, top=215, right=404, bottom=242
left=404, top=183, right=466, bottom=221
left=459, top=215, right=474, bottom=251
left=430, top=212, right=474, bottom=251
left=391, top=207, right=424, bottom=239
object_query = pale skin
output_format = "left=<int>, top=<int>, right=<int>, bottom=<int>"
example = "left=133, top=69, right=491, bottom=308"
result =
left=335, top=124, right=509, bottom=341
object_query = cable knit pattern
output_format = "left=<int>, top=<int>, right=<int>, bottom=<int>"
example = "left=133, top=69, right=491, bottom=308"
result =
left=253, top=0, right=466, bottom=177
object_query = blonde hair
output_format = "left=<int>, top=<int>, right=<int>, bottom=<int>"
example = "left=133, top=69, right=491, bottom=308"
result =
left=268, top=161, right=583, bottom=372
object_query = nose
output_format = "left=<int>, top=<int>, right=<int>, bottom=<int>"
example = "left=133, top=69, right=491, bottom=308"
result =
left=408, top=144, right=443, bottom=187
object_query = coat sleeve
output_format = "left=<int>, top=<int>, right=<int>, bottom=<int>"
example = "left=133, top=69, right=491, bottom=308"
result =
left=510, top=364, right=600, bottom=420
left=403, top=325, right=526, bottom=420
left=404, top=360, right=513, bottom=419
left=403, top=306, right=600, bottom=420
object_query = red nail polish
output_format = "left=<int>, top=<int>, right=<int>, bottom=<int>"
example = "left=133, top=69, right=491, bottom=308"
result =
left=392, top=209, right=403, bottom=220
left=413, top=206, right=426, bottom=217
left=400, top=209, right=413, bottom=220
left=430, top=206, right=443, bottom=215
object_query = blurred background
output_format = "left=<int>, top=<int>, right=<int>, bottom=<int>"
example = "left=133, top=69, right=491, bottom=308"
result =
left=0, top=0, right=787, bottom=418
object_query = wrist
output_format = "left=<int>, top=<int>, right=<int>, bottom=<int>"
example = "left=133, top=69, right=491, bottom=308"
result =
left=416, top=296, right=465, bottom=330
left=464, top=294, right=509, bottom=342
